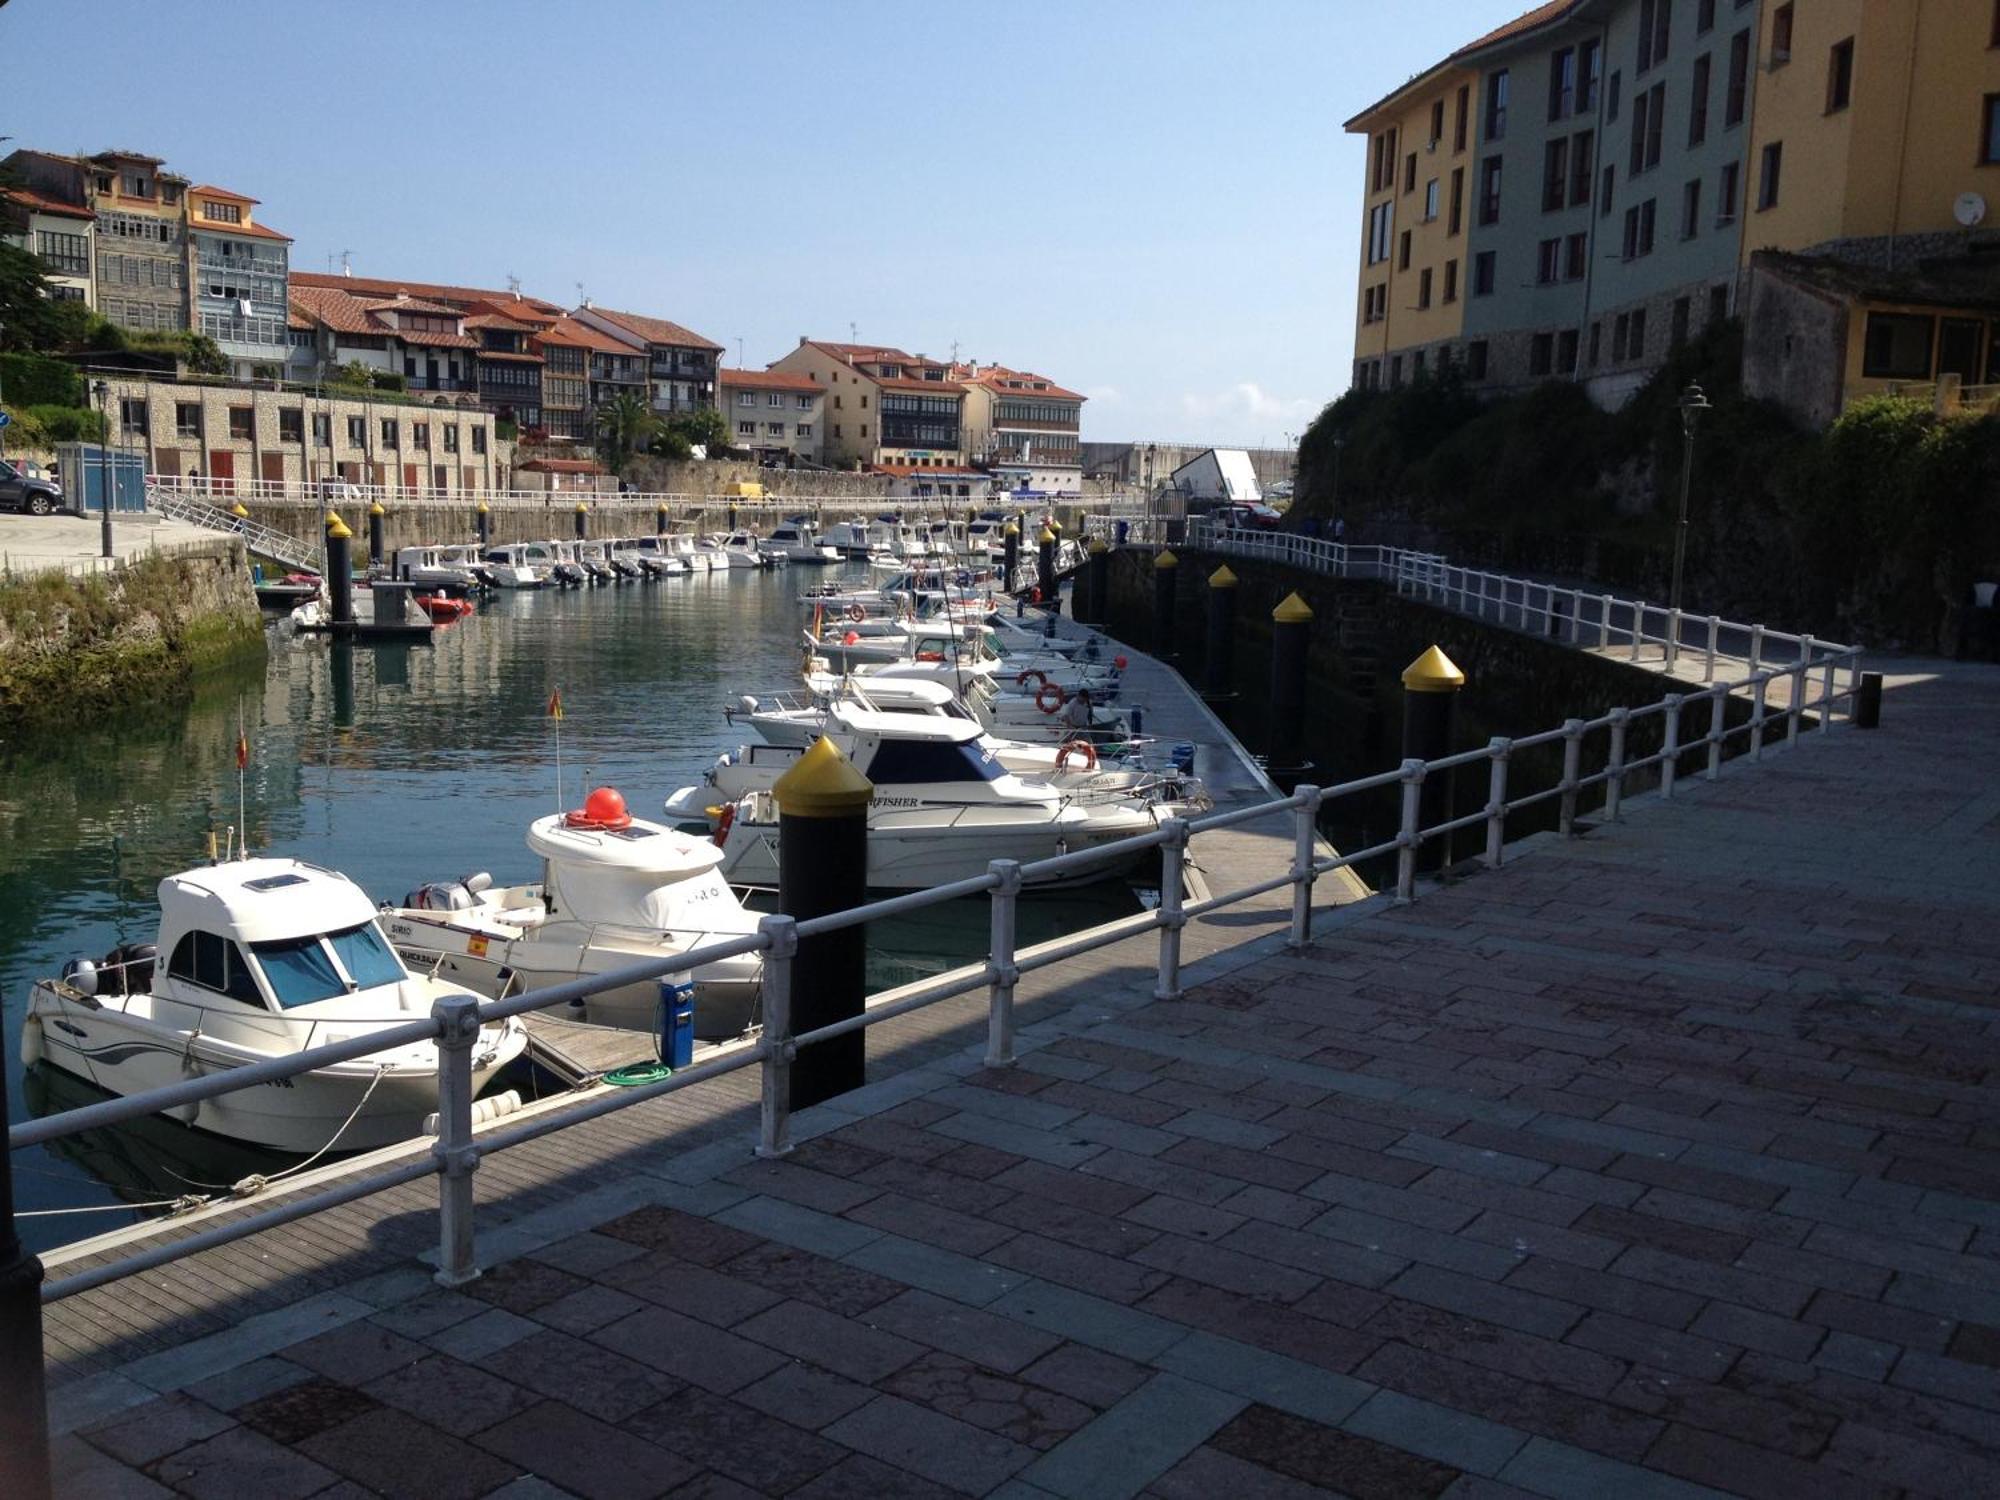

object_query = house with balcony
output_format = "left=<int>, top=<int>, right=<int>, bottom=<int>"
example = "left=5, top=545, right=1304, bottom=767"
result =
left=767, top=339, right=968, bottom=469
left=953, top=364, right=1086, bottom=495
left=4, top=148, right=190, bottom=332
left=0, top=182, right=95, bottom=306
left=571, top=305, right=722, bottom=414
left=717, top=368, right=824, bottom=464
left=464, top=311, right=546, bottom=430
left=286, top=285, right=480, bottom=395
left=186, top=185, right=293, bottom=380
left=532, top=317, right=599, bottom=442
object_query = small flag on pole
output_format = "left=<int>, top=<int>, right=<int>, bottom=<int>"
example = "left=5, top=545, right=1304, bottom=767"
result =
left=235, top=726, right=249, bottom=771
left=547, top=688, right=564, bottom=721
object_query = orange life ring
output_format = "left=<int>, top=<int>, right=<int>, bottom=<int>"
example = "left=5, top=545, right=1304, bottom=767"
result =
left=713, top=800, right=736, bottom=847
left=1056, top=739, right=1098, bottom=771
left=847, top=604, right=866, bottom=621
left=1036, top=681, right=1068, bottom=714
left=1016, top=668, right=1047, bottom=690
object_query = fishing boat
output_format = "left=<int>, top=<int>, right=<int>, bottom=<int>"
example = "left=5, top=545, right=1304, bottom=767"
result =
left=25, top=858, right=527, bottom=1152
left=383, top=788, right=764, bottom=1040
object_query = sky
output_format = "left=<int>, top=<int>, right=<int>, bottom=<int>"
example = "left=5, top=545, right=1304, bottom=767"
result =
left=2, top=0, right=1534, bottom=447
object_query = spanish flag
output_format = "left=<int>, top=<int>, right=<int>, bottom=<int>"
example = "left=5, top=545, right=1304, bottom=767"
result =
left=235, top=727, right=249, bottom=771
left=547, top=688, right=564, bottom=721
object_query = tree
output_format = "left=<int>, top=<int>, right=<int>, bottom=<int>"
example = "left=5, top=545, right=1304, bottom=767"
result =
left=665, top=405, right=730, bottom=455
left=0, top=238, right=65, bottom=351
left=593, top=392, right=657, bottom=472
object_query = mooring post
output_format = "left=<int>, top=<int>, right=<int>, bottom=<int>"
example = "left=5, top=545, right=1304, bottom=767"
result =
left=326, top=511, right=354, bottom=625
left=1270, top=590, right=1314, bottom=777
left=772, top=738, right=874, bottom=1108
left=1002, top=523, right=1020, bottom=593
left=432, top=992, right=483, bottom=1287
left=1081, top=537, right=1110, bottom=627
left=1401, top=645, right=1466, bottom=873
left=1155, top=818, right=1189, bottom=998
left=574, top=499, right=588, bottom=541
left=1856, top=670, right=1883, bottom=729
left=656, top=502, right=670, bottom=537
left=475, top=500, right=490, bottom=547
left=985, top=859, right=1023, bottom=1066
left=1037, top=527, right=1059, bottom=612
left=1151, top=548, right=1179, bottom=660
left=1203, top=564, right=1238, bottom=703
left=0, top=1023, right=52, bottom=1500
left=368, top=500, right=386, bottom=572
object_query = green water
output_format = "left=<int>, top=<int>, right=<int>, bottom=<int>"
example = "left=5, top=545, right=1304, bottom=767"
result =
left=0, top=566, right=1137, bottom=1252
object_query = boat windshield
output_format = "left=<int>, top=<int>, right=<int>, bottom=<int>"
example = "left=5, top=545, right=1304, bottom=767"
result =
left=252, top=922, right=405, bottom=1007
left=866, top=738, right=1003, bottom=784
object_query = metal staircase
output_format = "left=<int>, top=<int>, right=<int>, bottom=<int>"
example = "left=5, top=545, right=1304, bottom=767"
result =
left=146, top=487, right=323, bottom=574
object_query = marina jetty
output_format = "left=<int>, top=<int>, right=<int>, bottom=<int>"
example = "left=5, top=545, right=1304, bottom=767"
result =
left=11, top=529, right=2000, bottom=1500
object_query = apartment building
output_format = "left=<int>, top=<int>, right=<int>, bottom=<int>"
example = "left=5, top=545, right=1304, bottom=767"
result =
left=0, top=183, right=95, bottom=306
left=187, top=185, right=293, bottom=378
left=287, top=285, right=482, bottom=393
left=534, top=318, right=600, bottom=442
left=1347, top=0, right=2000, bottom=422
left=717, top=368, right=824, bottom=464
left=767, top=340, right=969, bottom=469
left=464, top=311, right=546, bottom=431
left=571, top=306, right=721, bottom=415
left=954, top=364, right=1087, bottom=494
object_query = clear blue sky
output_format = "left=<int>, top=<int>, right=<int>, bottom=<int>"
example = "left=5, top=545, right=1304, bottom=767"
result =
left=4, top=0, right=1530, bottom=446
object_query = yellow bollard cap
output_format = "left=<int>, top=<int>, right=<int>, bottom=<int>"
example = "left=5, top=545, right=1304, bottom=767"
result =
left=1004, top=522, right=1019, bottom=536
left=369, top=501, right=386, bottom=516
left=575, top=499, right=589, bottom=512
left=476, top=501, right=490, bottom=513
left=1037, top=527, right=1057, bottom=544
left=230, top=502, right=250, bottom=519
left=1401, top=644, right=1466, bottom=693
left=1154, top=549, right=1178, bottom=569
left=1087, top=537, right=1109, bottom=553
left=1272, top=591, right=1313, bottom=623
left=1209, top=564, right=1238, bottom=589
left=772, top=736, right=876, bottom=818
left=325, top=511, right=352, bottom=538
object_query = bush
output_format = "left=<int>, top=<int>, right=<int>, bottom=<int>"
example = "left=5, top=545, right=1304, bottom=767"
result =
left=24, top=404, right=106, bottom=443
left=371, top=371, right=407, bottom=392
left=0, top=351, right=83, bottom=407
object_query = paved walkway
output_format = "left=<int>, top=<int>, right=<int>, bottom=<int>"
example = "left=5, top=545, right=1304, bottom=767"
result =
left=46, top=659, right=2000, bottom=1498
left=0, top=511, right=221, bottom=579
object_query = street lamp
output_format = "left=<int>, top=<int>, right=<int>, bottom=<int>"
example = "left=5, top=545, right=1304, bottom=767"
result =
left=93, top=379, right=113, bottom=560
left=1669, top=381, right=1712, bottom=667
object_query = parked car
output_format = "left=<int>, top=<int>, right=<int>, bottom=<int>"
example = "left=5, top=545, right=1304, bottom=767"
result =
left=0, top=458, right=67, bottom=516
left=1215, top=503, right=1285, bottom=531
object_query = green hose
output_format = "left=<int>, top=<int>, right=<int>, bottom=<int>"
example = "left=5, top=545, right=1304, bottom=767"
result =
left=604, top=1062, right=675, bottom=1087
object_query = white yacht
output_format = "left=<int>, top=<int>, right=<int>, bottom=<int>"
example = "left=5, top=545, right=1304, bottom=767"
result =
left=712, top=532, right=773, bottom=569
left=396, top=545, right=485, bottom=593
left=688, top=720, right=1183, bottom=892
left=822, top=518, right=890, bottom=559
left=576, top=540, right=628, bottom=582
left=760, top=521, right=842, bottom=565
left=26, top=859, right=527, bottom=1153
left=668, top=533, right=725, bottom=572
left=617, top=536, right=690, bottom=577
left=383, top=789, right=764, bottom=1040
left=481, top=542, right=554, bottom=589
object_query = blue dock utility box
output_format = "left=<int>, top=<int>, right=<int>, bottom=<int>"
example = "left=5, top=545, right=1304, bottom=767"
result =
left=659, top=979, right=696, bottom=1068
left=56, top=443, right=148, bottom=513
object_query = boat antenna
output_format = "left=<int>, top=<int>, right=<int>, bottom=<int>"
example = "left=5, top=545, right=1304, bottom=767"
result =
left=235, top=696, right=249, bottom=855
left=548, top=687, right=566, bottom=812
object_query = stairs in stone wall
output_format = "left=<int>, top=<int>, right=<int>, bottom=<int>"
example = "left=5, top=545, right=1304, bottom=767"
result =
left=1333, top=588, right=1383, bottom=698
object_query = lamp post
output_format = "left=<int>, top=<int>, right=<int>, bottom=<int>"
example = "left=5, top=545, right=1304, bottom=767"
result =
left=93, top=379, right=113, bottom=560
left=1669, top=382, right=1711, bottom=668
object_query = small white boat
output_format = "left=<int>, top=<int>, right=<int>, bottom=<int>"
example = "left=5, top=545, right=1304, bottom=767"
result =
left=616, top=536, right=690, bottom=577
left=711, top=532, right=772, bottom=569
left=761, top=521, right=842, bottom=565
left=396, top=544, right=485, bottom=593
left=822, top=518, right=891, bottom=558
left=26, top=858, right=527, bottom=1152
left=384, top=789, right=764, bottom=1039
left=482, top=542, right=554, bottom=589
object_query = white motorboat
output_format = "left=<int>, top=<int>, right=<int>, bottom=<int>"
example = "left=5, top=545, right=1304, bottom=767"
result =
left=25, top=858, right=527, bottom=1152
left=396, top=544, right=485, bottom=593
left=617, top=536, right=690, bottom=577
left=689, top=721, right=1184, bottom=892
left=482, top=542, right=556, bottom=588
left=668, top=533, right=725, bottom=572
left=822, top=518, right=890, bottom=558
left=576, top=540, right=628, bottom=583
left=384, top=789, right=764, bottom=1040
left=760, top=521, right=842, bottom=565
left=711, top=532, right=772, bottom=569
left=847, top=662, right=1132, bottom=744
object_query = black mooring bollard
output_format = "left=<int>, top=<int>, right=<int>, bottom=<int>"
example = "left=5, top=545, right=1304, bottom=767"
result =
left=1270, top=591, right=1314, bottom=775
left=326, top=512, right=354, bottom=625
left=1855, top=671, right=1883, bottom=729
left=1204, top=564, right=1238, bottom=702
left=656, top=504, right=670, bottom=537
left=1037, top=527, right=1059, bottom=612
left=1082, top=538, right=1110, bottom=627
left=574, top=500, right=588, bottom=540
left=331, top=639, right=356, bottom=726
left=1402, top=645, right=1466, bottom=873
left=0, top=1023, right=53, bottom=1500
left=728, top=504, right=739, bottom=532
left=1152, top=548, right=1179, bottom=659
left=367, top=501, right=386, bottom=571
left=772, top=738, right=875, bottom=1109
left=475, top=502, right=490, bottom=546
left=1002, top=523, right=1020, bottom=592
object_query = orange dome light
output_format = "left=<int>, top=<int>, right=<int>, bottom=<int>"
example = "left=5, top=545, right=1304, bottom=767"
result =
left=566, top=786, right=633, bottom=830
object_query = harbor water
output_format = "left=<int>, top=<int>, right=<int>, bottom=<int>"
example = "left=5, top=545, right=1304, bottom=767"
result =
left=0, top=564, right=1138, bottom=1253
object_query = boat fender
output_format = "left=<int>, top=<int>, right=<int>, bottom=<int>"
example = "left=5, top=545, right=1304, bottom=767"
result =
left=566, top=786, right=634, bottom=830
left=714, top=800, right=737, bottom=847
left=1056, top=739, right=1099, bottom=772
left=1016, top=668, right=1047, bottom=690
left=1036, top=681, right=1068, bottom=715
left=847, top=604, right=867, bottom=622
left=20, top=1013, right=42, bottom=1066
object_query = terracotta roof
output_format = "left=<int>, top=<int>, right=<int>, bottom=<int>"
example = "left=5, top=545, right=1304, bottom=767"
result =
left=808, top=340, right=918, bottom=363
left=396, top=327, right=479, bottom=349
left=286, top=307, right=315, bottom=331
left=878, top=375, right=966, bottom=394
left=290, top=270, right=564, bottom=317
left=195, top=217, right=293, bottom=242
left=189, top=184, right=258, bottom=203
left=462, top=312, right=537, bottom=333
left=1452, top=0, right=1582, bottom=58
left=3, top=187, right=94, bottom=221
left=577, top=306, right=723, bottom=352
left=289, top=285, right=385, bottom=336
left=362, top=294, right=462, bottom=316
left=542, top=315, right=636, bottom=356
left=518, top=457, right=607, bottom=474
left=959, top=365, right=1085, bottom=402
left=463, top=297, right=561, bottom=327
left=477, top=348, right=545, bottom=363
left=720, top=367, right=822, bottom=395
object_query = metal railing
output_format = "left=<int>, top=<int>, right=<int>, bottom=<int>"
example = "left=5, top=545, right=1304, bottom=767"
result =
left=144, top=488, right=321, bottom=572
left=9, top=633, right=1862, bottom=1306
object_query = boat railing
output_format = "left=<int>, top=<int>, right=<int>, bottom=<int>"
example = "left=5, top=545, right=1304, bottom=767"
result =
left=12, top=635, right=1863, bottom=1315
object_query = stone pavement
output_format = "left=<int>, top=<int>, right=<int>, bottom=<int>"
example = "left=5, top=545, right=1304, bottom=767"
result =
left=50, top=659, right=2000, bottom=1498
left=0, top=509, right=220, bottom=579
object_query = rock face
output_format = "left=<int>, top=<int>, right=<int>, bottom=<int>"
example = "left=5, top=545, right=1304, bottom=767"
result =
left=0, top=540, right=264, bottom=731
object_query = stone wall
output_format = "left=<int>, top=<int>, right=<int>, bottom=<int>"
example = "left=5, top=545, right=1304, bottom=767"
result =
left=0, top=538, right=265, bottom=731
left=1741, top=263, right=1849, bottom=429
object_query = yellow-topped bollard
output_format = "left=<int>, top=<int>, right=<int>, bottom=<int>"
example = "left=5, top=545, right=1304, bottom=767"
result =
left=770, top=737, right=876, bottom=1112
left=1002, top=521, right=1021, bottom=590
left=1270, top=592, right=1315, bottom=777
left=1402, top=644, right=1466, bottom=693
left=1037, top=527, right=1059, bottom=612
left=476, top=499, right=491, bottom=545
left=324, top=512, right=355, bottom=624
left=230, top=501, right=250, bottom=519
left=573, top=498, right=589, bottom=540
left=1204, top=562, right=1240, bottom=702
left=1402, top=644, right=1466, bottom=874
left=367, top=500, right=387, bottom=565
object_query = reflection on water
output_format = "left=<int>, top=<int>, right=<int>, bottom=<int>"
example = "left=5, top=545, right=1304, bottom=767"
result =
left=1, top=568, right=1139, bottom=1252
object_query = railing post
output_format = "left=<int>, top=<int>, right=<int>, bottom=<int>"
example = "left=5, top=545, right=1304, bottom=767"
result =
left=1604, top=707, right=1629, bottom=821
left=1288, top=785, right=1322, bottom=950
left=1599, top=594, right=1613, bottom=649
left=1821, top=654, right=1838, bottom=731
left=1394, top=759, right=1425, bottom=902
left=1628, top=604, right=1645, bottom=662
left=1484, top=738, right=1511, bottom=867
left=1155, top=817, right=1190, bottom=998
left=757, top=913, right=798, bottom=1158
left=1789, top=634, right=1812, bottom=746
left=1661, top=694, right=1683, bottom=800
left=1750, top=675, right=1769, bottom=761
left=1665, top=607, right=1683, bottom=670
left=432, top=992, right=483, bottom=1288
left=1706, top=684, right=1726, bottom=779
left=1704, top=615, right=1721, bottom=682
left=1749, top=623, right=1765, bottom=673
left=1477, top=572, right=1488, bottom=619
left=984, top=860, right=1023, bottom=1066
left=1567, top=590, right=1583, bottom=645
left=1557, top=719, right=1586, bottom=834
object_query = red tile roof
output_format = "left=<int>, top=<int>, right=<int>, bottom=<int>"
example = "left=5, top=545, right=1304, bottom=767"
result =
left=878, top=374, right=966, bottom=394
left=477, top=348, right=545, bottom=364
left=2, top=187, right=94, bottom=221
left=1452, top=0, right=1581, bottom=57
left=870, top=463, right=986, bottom=478
left=189, top=184, right=258, bottom=203
left=542, top=315, right=636, bottom=356
left=577, top=306, right=723, bottom=353
left=396, top=327, right=480, bottom=349
left=462, top=312, right=537, bottom=333
left=197, top=217, right=293, bottom=242
left=289, top=284, right=474, bottom=346
left=362, top=294, right=462, bottom=316
left=720, top=367, right=822, bottom=395
left=290, top=270, right=564, bottom=317
left=463, top=296, right=561, bottom=327
left=808, top=340, right=919, bottom=363
left=958, top=365, right=1085, bottom=402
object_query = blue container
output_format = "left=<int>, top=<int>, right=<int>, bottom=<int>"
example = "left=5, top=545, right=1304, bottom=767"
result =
left=1128, top=706, right=1144, bottom=738
left=1115, top=520, right=1129, bottom=545
left=1171, top=741, right=1196, bottom=775
left=658, top=979, right=696, bottom=1068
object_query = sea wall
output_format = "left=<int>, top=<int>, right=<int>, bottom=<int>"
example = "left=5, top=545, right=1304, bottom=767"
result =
left=0, top=540, right=265, bottom=733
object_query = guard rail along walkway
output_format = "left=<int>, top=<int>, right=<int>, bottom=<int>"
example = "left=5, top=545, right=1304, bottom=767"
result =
left=1101, top=515, right=1862, bottom=700
left=145, top=485, right=322, bottom=574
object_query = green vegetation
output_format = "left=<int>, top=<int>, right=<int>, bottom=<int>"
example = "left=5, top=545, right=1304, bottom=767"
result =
left=1292, top=324, right=2000, bottom=651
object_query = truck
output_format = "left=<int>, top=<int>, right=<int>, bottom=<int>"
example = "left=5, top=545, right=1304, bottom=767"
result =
left=1168, top=448, right=1263, bottom=510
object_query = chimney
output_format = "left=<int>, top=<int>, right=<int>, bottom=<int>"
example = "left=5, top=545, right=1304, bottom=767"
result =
left=799, top=335, right=808, bottom=346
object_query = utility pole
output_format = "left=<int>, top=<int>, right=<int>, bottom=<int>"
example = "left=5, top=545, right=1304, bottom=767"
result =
left=94, top=379, right=113, bottom=559
left=1669, top=382, right=1711, bottom=669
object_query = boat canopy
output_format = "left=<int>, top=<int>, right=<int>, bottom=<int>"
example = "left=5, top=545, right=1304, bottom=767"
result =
left=158, top=859, right=380, bottom=946
left=526, top=814, right=726, bottom=876
left=860, top=733, right=1004, bottom=785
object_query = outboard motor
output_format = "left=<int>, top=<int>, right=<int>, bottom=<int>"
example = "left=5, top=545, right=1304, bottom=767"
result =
left=101, top=942, right=157, bottom=995
left=61, top=958, right=99, bottom=996
left=404, top=880, right=476, bottom=911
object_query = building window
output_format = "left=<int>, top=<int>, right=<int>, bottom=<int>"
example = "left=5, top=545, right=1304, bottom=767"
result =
left=1557, top=328, right=1579, bottom=373
left=310, top=413, right=331, bottom=447
left=1589, top=322, right=1603, bottom=367
left=1608, top=69, right=1622, bottom=123
left=1565, top=232, right=1588, bottom=279
left=1549, top=46, right=1577, bottom=121
left=1580, top=38, right=1602, bottom=111
left=1430, top=96, right=1445, bottom=145
left=1371, top=128, right=1398, bottom=191
left=1719, top=160, right=1741, bottom=222
left=796, top=394, right=813, bottom=410
left=346, top=415, right=365, bottom=446
left=1698, top=0, right=1716, bottom=33
left=1443, top=259, right=1459, bottom=302
left=1709, top=284, right=1730, bottom=325
left=1418, top=267, right=1433, bottom=308
left=1405, top=151, right=1418, bottom=193
left=1602, top=164, right=1616, bottom=216
left=832, top=424, right=842, bottom=438
left=1861, top=313, right=1934, bottom=379
left=118, top=397, right=147, bottom=436
left=1630, top=308, right=1647, bottom=359
left=1449, top=168, right=1465, bottom=234
left=737, top=422, right=756, bottom=438
left=201, top=200, right=242, bottom=224
left=860, top=424, right=868, bottom=437
left=1623, top=206, right=1639, bottom=259
left=1639, top=0, right=1671, bottom=71
left=1472, top=251, right=1496, bottom=296
left=1425, top=178, right=1440, bottom=220
left=1757, top=141, right=1782, bottom=208
left=1537, top=238, right=1561, bottom=284
left=1770, top=4, right=1793, bottom=67
left=443, top=425, right=459, bottom=453
left=1640, top=197, right=1656, bottom=254
left=1571, top=130, right=1595, bottom=205
left=1366, top=201, right=1393, bottom=263
left=1485, top=69, right=1509, bottom=141
left=1478, top=156, right=1503, bottom=225
left=176, top=402, right=201, bottom=439
left=1690, top=54, right=1711, bottom=144
left=1389, top=355, right=1403, bottom=388
left=1413, top=350, right=1427, bottom=379
left=381, top=418, right=399, bottom=449
left=472, top=427, right=487, bottom=455
left=765, top=421, right=784, bottom=436
left=1682, top=178, right=1703, bottom=237
left=797, top=423, right=813, bottom=438
left=1826, top=38, right=1854, bottom=113
left=1671, top=296, right=1691, bottom=348
left=1399, top=229, right=1412, bottom=270
left=736, top=392, right=756, bottom=407
left=1467, top=341, right=1489, bottom=380
left=1613, top=313, right=1630, bottom=361
left=1726, top=30, right=1750, bottom=126
left=1983, top=94, right=2000, bottom=165
left=228, top=406, right=253, bottom=441
left=413, top=422, right=430, bottom=450
left=1544, top=138, right=1570, bottom=211
left=1530, top=333, right=1554, bottom=376
left=1454, top=84, right=1469, bottom=151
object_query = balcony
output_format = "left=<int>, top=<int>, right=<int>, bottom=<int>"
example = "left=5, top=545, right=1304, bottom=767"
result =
left=650, top=359, right=712, bottom=379
left=405, top=376, right=476, bottom=393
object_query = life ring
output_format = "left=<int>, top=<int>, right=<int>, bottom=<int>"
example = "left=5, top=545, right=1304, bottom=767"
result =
left=1036, top=681, right=1068, bottom=714
left=713, top=800, right=736, bottom=847
left=1056, top=739, right=1098, bottom=771
left=847, top=603, right=867, bottom=621
left=1016, top=668, right=1047, bottom=690
left=916, top=650, right=944, bottom=662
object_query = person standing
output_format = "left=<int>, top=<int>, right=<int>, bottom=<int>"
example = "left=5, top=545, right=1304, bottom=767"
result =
left=1062, top=686, right=1097, bottom=741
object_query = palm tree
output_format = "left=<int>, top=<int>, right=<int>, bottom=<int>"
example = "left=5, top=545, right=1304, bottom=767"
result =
left=592, top=392, right=656, bottom=473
